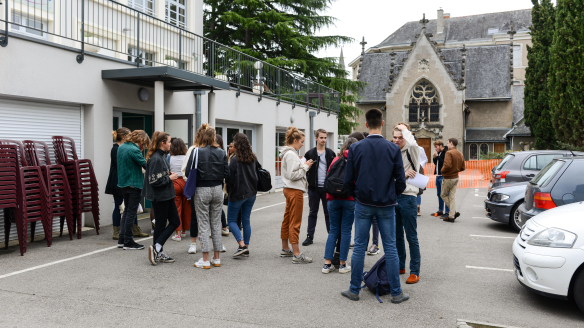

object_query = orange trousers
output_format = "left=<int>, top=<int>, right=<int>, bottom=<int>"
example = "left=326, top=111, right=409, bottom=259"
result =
left=281, top=188, right=304, bottom=244
left=173, top=177, right=191, bottom=232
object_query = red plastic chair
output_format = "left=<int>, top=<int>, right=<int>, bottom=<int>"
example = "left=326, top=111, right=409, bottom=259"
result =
left=52, top=136, right=100, bottom=236
left=0, top=141, right=52, bottom=256
left=24, top=140, right=75, bottom=240
left=1, top=145, right=20, bottom=250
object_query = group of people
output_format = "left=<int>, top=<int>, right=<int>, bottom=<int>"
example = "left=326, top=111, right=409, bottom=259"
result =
left=104, top=107, right=465, bottom=303
left=105, top=124, right=260, bottom=268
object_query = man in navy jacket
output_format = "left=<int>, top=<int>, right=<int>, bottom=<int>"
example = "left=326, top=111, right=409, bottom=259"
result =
left=341, top=108, right=409, bottom=304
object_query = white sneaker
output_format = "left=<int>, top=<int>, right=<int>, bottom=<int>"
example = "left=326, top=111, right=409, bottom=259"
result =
left=221, top=228, right=229, bottom=236
left=171, top=234, right=181, bottom=242
left=180, top=231, right=186, bottom=238
left=188, top=243, right=197, bottom=254
left=194, top=258, right=211, bottom=269
left=211, top=257, right=221, bottom=267
left=339, top=264, right=351, bottom=274
left=221, top=245, right=226, bottom=252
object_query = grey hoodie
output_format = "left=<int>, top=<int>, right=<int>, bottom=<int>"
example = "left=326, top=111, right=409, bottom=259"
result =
left=279, top=146, right=309, bottom=193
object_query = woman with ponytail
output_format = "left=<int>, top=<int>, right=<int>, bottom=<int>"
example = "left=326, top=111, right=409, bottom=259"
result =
left=184, top=123, right=229, bottom=269
left=279, top=126, right=314, bottom=264
left=143, top=131, right=180, bottom=265
left=106, top=127, right=134, bottom=240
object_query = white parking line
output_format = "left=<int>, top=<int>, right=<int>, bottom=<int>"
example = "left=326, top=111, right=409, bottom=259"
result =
left=0, top=197, right=298, bottom=280
left=466, top=266, right=514, bottom=272
left=0, top=236, right=153, bottom=280
left=470, top=234, right=515, bottom=239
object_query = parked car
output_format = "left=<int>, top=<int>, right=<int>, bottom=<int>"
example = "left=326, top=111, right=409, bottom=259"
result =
left=518, top=156, right=584, bottom=227
left=490, top=150, right=583, bottom=190
left=513, top=201, right=584, bottom=313
left=485, top=182, right=528, bottom=232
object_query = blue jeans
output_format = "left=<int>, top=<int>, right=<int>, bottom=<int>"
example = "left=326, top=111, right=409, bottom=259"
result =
left=227, top=195, right=256, bottom=245
left=396, top=195, right=421, bottom=276
left=416, top=195, right=421, bottom=206
left=350, top=202, right=402, bottom=296
left=324, top=200, right=355, bottom=262
left=436, top=176, right=450, bottom=213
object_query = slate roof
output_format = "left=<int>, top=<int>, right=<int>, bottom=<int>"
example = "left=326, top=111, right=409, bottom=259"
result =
left=356, top=10, right=530, bottom=103
left=374, top=9, right=532, bottom=48
left=512, top=85, right=525, bottom=123
left=358, top=52, right=407, bottom=102
left=507, top=119, right=532, bottom=136
left=466, top=128, right=509, bottom=142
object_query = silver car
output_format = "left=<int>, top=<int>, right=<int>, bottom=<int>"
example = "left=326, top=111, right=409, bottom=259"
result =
left=485, top=182, right=528, bottom=232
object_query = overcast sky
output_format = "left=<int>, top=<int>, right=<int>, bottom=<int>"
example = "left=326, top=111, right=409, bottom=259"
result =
left=315, top=0, right=536, bottom=73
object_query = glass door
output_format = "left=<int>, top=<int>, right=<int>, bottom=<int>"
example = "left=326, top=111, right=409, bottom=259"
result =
left=164, top=114, right=193, bottom=146
left=274, top=131, right=287, bottom=188
left=215, top=123, right=256, bottom=152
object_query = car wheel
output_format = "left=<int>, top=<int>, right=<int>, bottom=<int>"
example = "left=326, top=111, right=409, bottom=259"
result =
left=509, top=203, right=522, bottom=232
left=573, top=268, right=584, bottom=313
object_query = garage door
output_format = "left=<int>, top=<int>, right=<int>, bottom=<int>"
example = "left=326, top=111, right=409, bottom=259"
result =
left=0, top=98, right=82, bottom=241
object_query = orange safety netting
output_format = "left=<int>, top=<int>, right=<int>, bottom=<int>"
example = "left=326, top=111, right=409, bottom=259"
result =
left=423, top=159, right=502, bottom=189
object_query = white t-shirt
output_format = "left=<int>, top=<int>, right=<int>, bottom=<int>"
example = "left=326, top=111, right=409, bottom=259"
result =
left=169, top=155, right=186, bottom=177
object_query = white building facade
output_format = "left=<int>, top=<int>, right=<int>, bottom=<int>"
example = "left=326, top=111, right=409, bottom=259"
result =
left=0, top=0, right=339, bottom=234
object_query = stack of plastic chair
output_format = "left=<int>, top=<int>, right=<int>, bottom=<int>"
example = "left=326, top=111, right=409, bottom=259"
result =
left=24, top=140, right=75, bottom=240
left=0, top=140, right=52, bottom=256
left=52, top=136, right=100, bottom=236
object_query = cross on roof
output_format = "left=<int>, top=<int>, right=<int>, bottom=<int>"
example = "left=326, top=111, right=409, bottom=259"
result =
left=507, top=23, right=517, bottom=37
left=420, top=13, right=429, bottom=29
left=360, top=37, right=367, bottom=55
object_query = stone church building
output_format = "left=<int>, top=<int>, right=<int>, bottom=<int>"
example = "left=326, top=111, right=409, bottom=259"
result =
left=348, top=9, right=535, bottom=160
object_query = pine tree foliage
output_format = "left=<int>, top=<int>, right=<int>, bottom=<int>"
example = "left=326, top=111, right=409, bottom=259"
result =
left=524, top=0, right=556, bottom=149
left=204, top=0, right=365, bottom=134
left=548, top=0, right=584, bottom=148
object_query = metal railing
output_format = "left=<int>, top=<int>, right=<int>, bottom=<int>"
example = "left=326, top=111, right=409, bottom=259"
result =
left=0, top=0, right=340, bottom=115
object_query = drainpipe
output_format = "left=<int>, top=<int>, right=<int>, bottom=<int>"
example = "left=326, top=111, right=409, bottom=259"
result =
left=193, top=90, right=205, bottom=130
left=309, top=111, right=316, bottom=147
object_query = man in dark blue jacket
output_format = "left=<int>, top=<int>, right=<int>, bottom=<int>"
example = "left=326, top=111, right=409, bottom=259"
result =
left=341, top=108, right=409, bottom=304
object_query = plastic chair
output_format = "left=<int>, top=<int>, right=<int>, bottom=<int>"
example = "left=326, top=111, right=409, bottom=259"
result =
left=23, top=140, right=75, bottom=240
left=0, top=141, right=52, bottom=256
left=52, top=136, right=100, bottom=236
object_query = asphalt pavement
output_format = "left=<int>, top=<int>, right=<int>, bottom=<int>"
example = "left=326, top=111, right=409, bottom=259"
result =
left=0, top=188, right=583, bottom=327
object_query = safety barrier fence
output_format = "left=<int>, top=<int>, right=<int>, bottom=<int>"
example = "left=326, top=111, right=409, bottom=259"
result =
left=423, top=159, right=502, bottom=189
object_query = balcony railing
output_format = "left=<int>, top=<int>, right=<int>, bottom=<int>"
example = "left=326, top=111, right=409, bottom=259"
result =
left=0, top=0, right=340, bottom=115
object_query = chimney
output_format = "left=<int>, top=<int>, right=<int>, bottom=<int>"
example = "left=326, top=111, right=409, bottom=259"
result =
left=443, top=13, right=450, bottom=19
left=437, top=8, right=444, bottom=34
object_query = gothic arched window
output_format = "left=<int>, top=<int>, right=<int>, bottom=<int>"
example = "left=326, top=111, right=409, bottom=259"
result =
left=470, top=144, right=478, bottom=160
left=408, top=80, right=440, bottom=123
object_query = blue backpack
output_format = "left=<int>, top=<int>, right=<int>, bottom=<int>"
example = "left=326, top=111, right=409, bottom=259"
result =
left=362, top=257, right=392, bottom=303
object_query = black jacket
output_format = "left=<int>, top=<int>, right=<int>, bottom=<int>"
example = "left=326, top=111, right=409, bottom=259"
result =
left=226, top=155, right=258, bottom=202
left=304, top=147, right=336, bottom=191
left=344, top=135, right=406, bottom=207
left=432, top=146, right=449, bottom=176
left=142, top=149, right=176, bottom=202
left=185, top=145, right=229, bottom=187
left=105, top=144, right=120, bottom=196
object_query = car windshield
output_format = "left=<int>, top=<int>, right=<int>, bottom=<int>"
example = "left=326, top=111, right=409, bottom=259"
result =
left=495, top=154, right=514, bottom=171
left=531, top=160, right=564, bottom=187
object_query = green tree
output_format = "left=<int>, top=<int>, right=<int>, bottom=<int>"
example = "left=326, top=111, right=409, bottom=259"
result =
left=524, top=0, right=556, bottom=149
left=548, top=0, right=584, bottom=148
left=204, top=0, right=365, bottom=134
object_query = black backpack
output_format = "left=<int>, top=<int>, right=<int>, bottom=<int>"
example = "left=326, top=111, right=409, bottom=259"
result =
left=324, top=157, right=350, bottom=198
left=256, top=161, right=272, bottom=192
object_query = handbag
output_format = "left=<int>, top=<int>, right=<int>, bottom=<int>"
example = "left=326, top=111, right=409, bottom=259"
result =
left=256, top=161, right=272, bottom=192
left=183, top=148, right=199, bottom=199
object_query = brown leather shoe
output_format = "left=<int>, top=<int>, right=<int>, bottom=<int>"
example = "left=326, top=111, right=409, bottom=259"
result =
left=399, top=269, right=406, bottom=274
left=406, top=274, right=419, bottom=284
